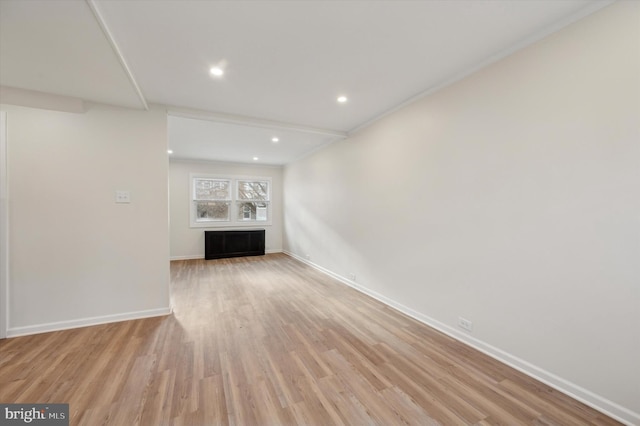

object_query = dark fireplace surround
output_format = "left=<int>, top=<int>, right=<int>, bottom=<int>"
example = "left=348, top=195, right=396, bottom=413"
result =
left=204, top=229, right=265, bottom=260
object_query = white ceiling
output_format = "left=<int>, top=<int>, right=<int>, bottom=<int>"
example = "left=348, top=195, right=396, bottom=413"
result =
left=168, top=113, right=343, bottom=165
left=0, top=0, right=143, bottom=109
left=0, top=0, right=612, bottom=165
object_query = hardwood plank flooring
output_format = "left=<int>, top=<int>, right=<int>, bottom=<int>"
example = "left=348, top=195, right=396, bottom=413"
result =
left=0, top=253, right=622, bottom=425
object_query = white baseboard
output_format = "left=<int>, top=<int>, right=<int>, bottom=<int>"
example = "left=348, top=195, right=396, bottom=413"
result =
left=6, top=307, right=172, bottom=338
left=283, top=251, right=639, bottom=426
left=170, top=254, right=204, bottom=261
left=170, top=249, right=282, bottom=261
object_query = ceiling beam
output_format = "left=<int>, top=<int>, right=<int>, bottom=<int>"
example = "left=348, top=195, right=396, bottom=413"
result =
left=85, top=0, right=148, bottom=110
left=167, top=107, right=348, bottom=139
left=0, top=86, right=85, bottom=114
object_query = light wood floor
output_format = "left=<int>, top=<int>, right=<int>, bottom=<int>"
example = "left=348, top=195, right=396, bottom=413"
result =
left=0, top=253, right=621, bottom=425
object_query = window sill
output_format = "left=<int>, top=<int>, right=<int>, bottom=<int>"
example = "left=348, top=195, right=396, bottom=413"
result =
left=190, top=221, right=272, bottom=229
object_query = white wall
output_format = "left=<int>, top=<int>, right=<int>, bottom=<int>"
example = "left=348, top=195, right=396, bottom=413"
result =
left=284, top=2, right=639, bottom=423
left=0, top=111, right=7, bottom=339
left=169, top=159, right=283, bottom=259
left=3, top=102, right=170, bottom=336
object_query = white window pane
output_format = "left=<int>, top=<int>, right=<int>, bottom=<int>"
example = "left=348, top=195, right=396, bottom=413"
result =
left=256, top=205, right=267, bottom=221
left=196, top=201, right=229, bottom=221
left=195, top=179, right=230, bottom=200
left=237, top=181, right=269, bottom=201
left=237, top=202, right=268, bottom=221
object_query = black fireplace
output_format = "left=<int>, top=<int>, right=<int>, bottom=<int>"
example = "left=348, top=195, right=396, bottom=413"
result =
left=204, top=229, right=265, bottom=260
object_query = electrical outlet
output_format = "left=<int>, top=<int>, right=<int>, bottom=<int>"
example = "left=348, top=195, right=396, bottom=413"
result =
left=115, top=190, right=130, bottom=203
left=349, top=273, right=356, bottom=281
left=458, top=317, right=473, bottom=332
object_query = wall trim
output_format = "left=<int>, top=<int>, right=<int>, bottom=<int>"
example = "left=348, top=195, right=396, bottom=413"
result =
left=6, top=307, right=172, bottom=338
left=170, top=249, right=282, bottom=261
left=170, top=254, right=204, bottom=261
left=283, top=251, right=639, bottom=426
left=348, top=1, right=615, bottom=135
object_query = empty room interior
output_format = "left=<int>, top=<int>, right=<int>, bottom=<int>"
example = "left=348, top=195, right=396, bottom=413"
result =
left=0, top=0, right=638, bottom=425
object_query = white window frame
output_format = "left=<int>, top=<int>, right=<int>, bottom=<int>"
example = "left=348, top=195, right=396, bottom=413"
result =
left=235, top=179, right=271, bottom=223
left=192, top=177, right=232, bottom=224
left=189, top=173, right=272, bottom=228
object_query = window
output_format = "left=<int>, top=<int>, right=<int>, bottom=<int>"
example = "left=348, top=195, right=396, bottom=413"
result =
left=190, top=174, right=271, bottom=228
left=193, top=178, right=231, bottom=222
left=236, top=180, right=269, bottom=222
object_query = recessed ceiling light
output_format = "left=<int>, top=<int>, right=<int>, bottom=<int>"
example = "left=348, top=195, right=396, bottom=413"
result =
left=337, top=95, right=348, bottom=103
left=271, top=137, right=279, bottom=143
left=167, top=149, right=173, bottom=154
left=210, top=66, right=224, bottom=77
left=253, top=156, right=259, bottom=161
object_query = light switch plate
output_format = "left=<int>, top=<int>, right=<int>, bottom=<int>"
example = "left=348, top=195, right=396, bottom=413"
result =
left=115, top=190, right=130, bottom=203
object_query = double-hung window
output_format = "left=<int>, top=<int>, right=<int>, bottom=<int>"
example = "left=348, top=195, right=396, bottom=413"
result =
left=237, top=180, right=269, bottom=222
left=193, top=178, right=231, bottom=222
left=190, top=174, right=271, bottom=228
